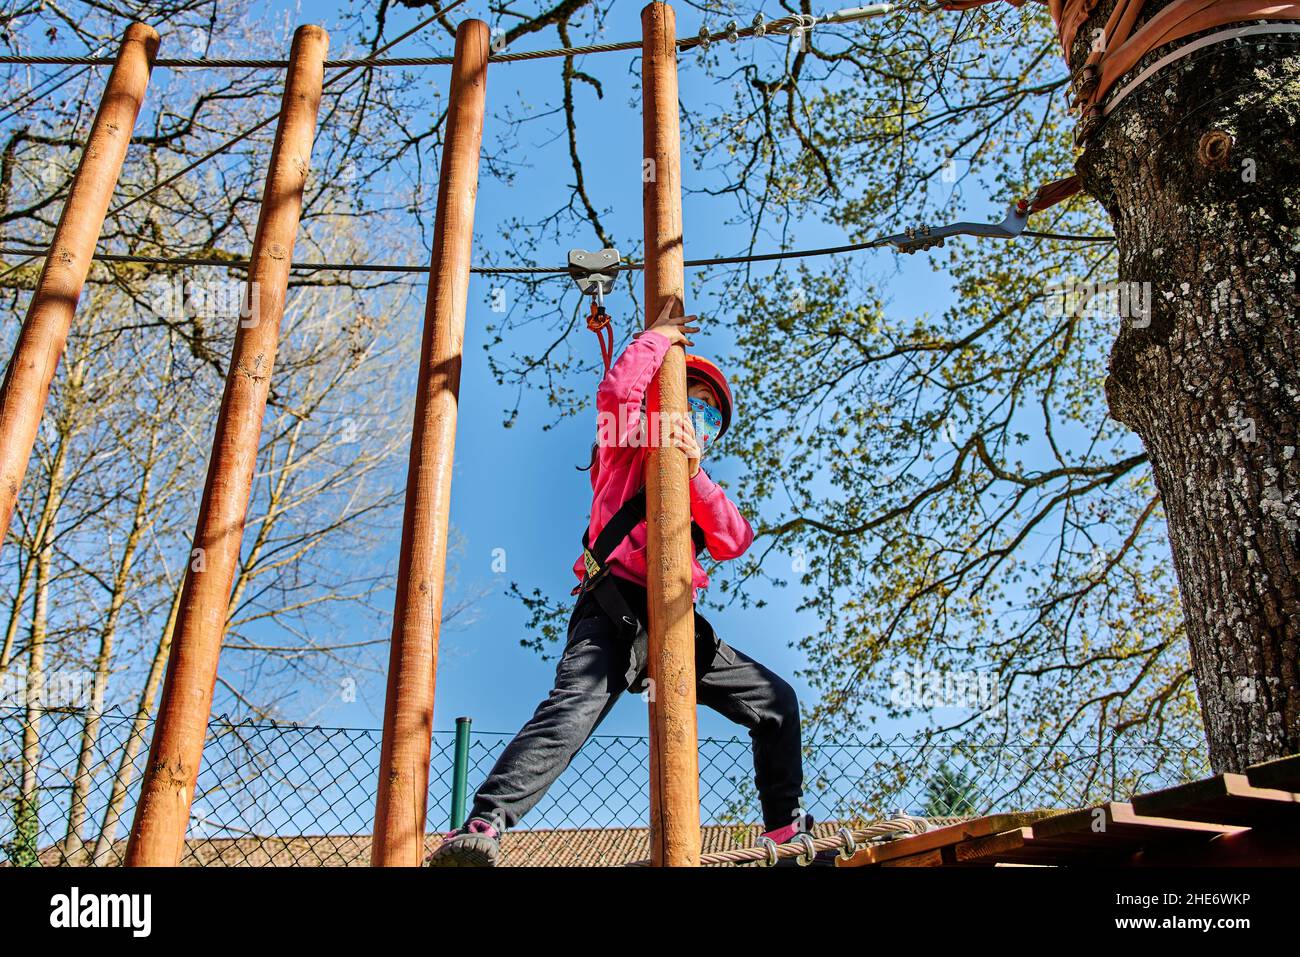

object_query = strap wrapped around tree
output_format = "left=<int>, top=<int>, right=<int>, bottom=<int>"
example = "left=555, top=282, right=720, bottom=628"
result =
left=942, top=0, right=1300, bottom=115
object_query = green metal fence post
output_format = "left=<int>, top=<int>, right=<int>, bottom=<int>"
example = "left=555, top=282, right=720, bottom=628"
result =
left=449, top=716, right=472, bottom=829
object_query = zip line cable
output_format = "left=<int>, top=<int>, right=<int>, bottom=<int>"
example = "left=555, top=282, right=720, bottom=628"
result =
left=105, top=0, right=467, bottom=221
left=0, top=1, right=465, bottom=286
left=0, top=3, right=1115, bottom=285
left=0, top=220, right=1113, bottom=278
left=0, top=5, right=900, bottom=68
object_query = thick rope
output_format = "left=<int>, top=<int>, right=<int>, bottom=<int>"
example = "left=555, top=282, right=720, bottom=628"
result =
left=623, top=815, right=931, bottom=867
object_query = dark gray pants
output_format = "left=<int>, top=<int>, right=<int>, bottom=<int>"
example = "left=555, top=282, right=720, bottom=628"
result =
left=470, top=578, right=804, bottom=832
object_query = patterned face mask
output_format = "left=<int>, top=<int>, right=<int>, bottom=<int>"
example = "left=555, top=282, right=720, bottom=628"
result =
left=688, top=396, right=724, bottom=453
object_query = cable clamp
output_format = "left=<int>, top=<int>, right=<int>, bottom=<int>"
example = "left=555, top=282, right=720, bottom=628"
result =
left=698, top=25, right=712, bottom=49
left=725, top=20, right=740, bottom=43
left=793, top=832, right=818, bottom=866
left=836, top=827, right=858, bottom=860
left=790, top=14, right=819, bottom=45
left=753, top=13, right=767, bottom=37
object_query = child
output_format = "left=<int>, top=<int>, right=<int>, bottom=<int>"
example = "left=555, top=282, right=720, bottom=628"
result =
left=428, top=300, right=807, bottom=866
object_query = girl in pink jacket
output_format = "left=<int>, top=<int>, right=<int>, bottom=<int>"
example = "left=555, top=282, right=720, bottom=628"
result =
left=430, top=302, right=806, bottom=866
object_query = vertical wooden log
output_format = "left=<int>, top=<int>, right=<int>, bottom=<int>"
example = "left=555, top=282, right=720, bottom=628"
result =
left=0, top=23, right=158, bottom=559
left=124, top=24, right=329, bottom=867
left=641, top=0, right=701, bottom=867
left=370, top=19, right=489, bottom=868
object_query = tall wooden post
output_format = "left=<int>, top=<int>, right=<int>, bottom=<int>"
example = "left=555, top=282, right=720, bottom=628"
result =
left=0, top=23, right=158, bottom=559
left=641, top=0, right=701, bottom=867
left=371, top=19, right=489, bottom=867
left=124, top=24, right=329, bottom=867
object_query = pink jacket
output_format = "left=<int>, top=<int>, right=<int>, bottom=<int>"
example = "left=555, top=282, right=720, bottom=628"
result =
left=572, top=331, right=754, bottom=594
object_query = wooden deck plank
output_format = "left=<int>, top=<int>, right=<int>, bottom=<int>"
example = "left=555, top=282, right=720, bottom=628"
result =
left=949, top=804, right=1240, bottom=865
left=880, top=848, right=945, bottom=867
left=1245, top=753, right=1300, bottom=792
left=1030, top=802, right=1242, bottom=846
left=1131, top=773, right=1300, bottom=827
left=835, top=811, right=1056, bottom=867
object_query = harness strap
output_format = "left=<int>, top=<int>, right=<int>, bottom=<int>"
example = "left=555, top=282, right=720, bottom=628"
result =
left=580, top=486, right=706, bottom=596
left=576, top=486, right=711, bottom=692
left=942, top=0, right=1300, bottom=141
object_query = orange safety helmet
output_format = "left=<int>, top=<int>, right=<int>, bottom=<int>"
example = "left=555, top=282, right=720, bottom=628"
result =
left=684, top=354, right=734, bottom=437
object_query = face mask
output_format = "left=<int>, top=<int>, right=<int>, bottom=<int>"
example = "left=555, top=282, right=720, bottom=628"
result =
left=688, top=396, right=724, bottom=453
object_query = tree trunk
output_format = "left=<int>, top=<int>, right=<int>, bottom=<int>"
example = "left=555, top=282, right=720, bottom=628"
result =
left=90, top=579, right=181, bottom=865
left=1076, top=3, right=1300, bottom=770
left=61, top=434, right=155, bottom=865
left=14, top=447, right=63, bottom=865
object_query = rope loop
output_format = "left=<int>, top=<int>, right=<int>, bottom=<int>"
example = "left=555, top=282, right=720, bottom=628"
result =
left=587, top=300, right=614, bottom=373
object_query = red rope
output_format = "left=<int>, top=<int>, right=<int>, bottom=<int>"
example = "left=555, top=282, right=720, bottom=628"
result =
left=587, top=300, right=614, bottom=374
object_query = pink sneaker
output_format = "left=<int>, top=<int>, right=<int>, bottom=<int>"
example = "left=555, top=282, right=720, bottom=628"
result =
left=758, top=815, right=833, bottom=867
left=427, top=817, right=501, bottom=867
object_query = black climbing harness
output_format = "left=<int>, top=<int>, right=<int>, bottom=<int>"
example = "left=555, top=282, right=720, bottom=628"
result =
left=575, top=486, right=709, bottom=692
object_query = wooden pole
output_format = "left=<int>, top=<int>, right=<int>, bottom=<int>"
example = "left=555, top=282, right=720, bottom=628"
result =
left=124, top=24, right=329, bottom=867
left=0, top=23, right=158, bottom=560
left=370, top=19, right=489, bottom=868
left=641, top=0, right=701, bottom=867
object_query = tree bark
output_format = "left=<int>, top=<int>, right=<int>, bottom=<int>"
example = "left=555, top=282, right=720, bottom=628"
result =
left=14, top=443, right=64, bottom=866
left=61, top=431, right=156, bottom=865
left=91, top=579, right=182, bottom=866
left=1076, top=3, right=1300, bottom=770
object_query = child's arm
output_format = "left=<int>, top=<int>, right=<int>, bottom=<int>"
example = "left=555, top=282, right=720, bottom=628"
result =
left=689, top=469, right=754, bottom=560
left=595, top=333, right=671, bottom=446
left=596, top=300, right=699, bottom=446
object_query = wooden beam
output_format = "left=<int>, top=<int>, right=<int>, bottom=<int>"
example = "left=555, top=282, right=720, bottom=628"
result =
left=953, top=804, right=1240, bottom=865
left=1132, top=828, right=1300, bottom=866
left=0, top=23, right=158, bottom=560
left=881, top=847, right=945, bottom=867
left=1245, top=753, right=1300, bottom=792
left=835, top=812, right=1056, bottom=867
left=370, top=18, right=489, bottom=868
left=952, top=827, right=1036, bottom=864
left=1131, top=773, right=1300, bottom=828
left=125, top=24, right=328, bottom=867
left=640, top=0, right=700, bottom=868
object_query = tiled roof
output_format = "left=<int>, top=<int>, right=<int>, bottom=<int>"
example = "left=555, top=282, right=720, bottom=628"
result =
left=43, top=821, right=858, bottom=867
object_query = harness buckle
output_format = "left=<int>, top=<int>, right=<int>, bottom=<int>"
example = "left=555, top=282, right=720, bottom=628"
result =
left=582, top=548, right=603, bottom=582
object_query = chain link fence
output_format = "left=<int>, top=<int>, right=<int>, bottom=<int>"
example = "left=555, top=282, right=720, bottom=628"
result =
left=1, top=706, right=1209, bottom=866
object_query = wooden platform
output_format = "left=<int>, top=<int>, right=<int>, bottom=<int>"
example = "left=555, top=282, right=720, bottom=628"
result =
left=838, top=752, right=1300, bottom=868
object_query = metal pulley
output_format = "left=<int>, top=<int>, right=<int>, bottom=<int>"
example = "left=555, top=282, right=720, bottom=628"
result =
left=569, top=247, right=621, bottom=373
left=567, top=247, right=621, bottom=307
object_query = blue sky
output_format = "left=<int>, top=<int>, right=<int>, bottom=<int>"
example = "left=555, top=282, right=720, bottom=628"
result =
left=260, top=0, right=974, bottom=741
